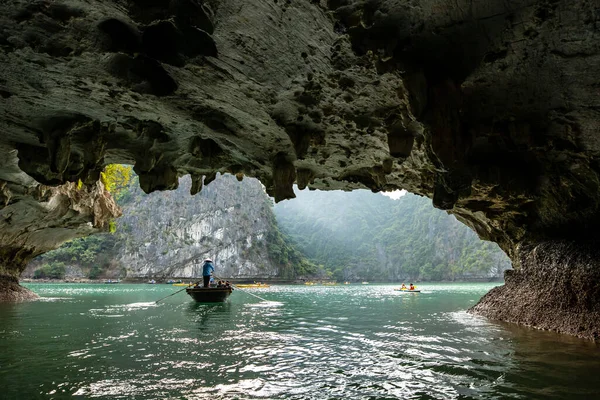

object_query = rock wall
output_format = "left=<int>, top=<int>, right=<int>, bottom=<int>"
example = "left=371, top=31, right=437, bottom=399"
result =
left=116, top=174, right=282, bottom=279
left=470, top=241, right=600, bottom=340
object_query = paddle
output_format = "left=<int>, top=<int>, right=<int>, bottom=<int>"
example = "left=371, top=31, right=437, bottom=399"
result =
left=212, top=275, right=275, bottom=303
left=155, top=281, right=200, bottom=303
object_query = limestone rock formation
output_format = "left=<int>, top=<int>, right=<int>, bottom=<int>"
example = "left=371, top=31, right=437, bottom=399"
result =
left=24, top=174, right=302, bottom=280
left=0, top=144, right=120, bottom=300
left=0, top=0, right=599, bottom=337
left=107, top=174, right=299, bottom=279
left=115, top=175, right=283, bottom=279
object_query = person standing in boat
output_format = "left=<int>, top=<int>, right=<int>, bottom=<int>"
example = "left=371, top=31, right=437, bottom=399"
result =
left=202, top=258, right=215, bottom=288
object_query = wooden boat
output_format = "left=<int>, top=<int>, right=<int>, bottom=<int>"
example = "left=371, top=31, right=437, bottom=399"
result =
left=186, top=287, right=233, bottom=302
left=235, top=283, right=270, bottom=288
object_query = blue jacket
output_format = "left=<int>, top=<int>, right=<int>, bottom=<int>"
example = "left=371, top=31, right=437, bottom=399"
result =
left=202, top=262, right=215, bottom=276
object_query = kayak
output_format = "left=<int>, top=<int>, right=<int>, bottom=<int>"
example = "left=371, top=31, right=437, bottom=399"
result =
left=394, top=288, right=421, bottom=293
left=235, top=283, right=270, bottom=288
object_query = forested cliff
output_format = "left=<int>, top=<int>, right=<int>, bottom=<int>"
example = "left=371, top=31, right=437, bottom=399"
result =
left=274, top=190, right=511, bottom=282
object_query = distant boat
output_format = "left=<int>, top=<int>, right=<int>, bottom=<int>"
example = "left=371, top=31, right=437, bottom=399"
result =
left=186, top=287, right=233, bottom=302
left=235, top=282, right=270, bottom=288
left=394, top=288, right=421, bottom=293
left=173, top=282, right=193, bottom=287
left=344, top=282, right=350, bottom=285
left=322, top=282, right=337, bottom=286
left=104, top=279, right=120, bottom=284
left=147, top=279, right=156, bottom=284
left=361, top=282, right=369, bottom=285
left=304, top=282, right=316, bottom=286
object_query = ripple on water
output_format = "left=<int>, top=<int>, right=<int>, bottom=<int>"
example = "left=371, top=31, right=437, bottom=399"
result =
left=6, top=283, right=600, bottom=400
left=35, top=297, right=74, bottom=302
left=111, top=302, right=159, bottom=311
left=244, top=301, right=284, bottom=308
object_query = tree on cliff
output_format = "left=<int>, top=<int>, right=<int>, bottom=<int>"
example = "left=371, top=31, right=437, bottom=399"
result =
left=100, top=164, right=134, bottom=199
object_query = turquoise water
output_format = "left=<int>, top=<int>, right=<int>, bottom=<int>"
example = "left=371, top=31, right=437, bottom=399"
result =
left=0, top=283, right=599, bottom=399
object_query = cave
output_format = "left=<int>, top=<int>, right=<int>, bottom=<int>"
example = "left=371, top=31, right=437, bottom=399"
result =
left=0, top=0, right=599, bottom=339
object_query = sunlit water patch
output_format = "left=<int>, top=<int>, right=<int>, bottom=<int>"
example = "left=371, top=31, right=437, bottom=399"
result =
left=0, top=282, right=598, bottom=399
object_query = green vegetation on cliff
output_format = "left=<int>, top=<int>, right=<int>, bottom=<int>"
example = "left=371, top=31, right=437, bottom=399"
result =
left=274, top=189, right=511, bottom=282
left=264, top=212, right=316, bottom=279
left=32, top=233, right=121, bottom=279
left=33, top=263, right=66, bottom=279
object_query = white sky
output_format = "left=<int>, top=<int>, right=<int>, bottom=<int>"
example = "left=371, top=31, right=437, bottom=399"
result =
left=381, top=189, right=407, bottom=200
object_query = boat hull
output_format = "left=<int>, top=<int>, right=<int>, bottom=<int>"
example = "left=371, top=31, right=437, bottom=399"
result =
left=186, top=287, right=233, bottom=302
left=394, top=289, right=421, bottom=293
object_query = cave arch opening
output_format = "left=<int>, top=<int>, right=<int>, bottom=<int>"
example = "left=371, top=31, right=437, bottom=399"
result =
left=23, top=172, right=510, bottom=289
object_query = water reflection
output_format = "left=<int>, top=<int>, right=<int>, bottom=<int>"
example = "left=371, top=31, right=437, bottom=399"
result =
left=187, top=302, right=232, bottom=331
left=499, top=324, right=600, bottom=399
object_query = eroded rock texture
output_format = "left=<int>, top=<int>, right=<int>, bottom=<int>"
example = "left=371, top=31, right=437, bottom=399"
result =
left=471, top=242, right=600, bottom=340
left=0, top=0, right=599, bottom=335
left=0, top=145, right=120, bottom=300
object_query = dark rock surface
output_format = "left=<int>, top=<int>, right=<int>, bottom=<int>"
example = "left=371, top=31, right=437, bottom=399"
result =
left=470, top=241, right=600, bottom=340
left=0, top=275, right=39, bottom=302
left=0, top=0, right=599, bottom=336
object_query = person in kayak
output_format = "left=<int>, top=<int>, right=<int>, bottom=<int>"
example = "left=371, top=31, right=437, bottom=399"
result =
left=202, top=258, right=215, bottom=288
left=409, top=283, right=415, bottom=290
left=401, top=283, right=407, bottom=290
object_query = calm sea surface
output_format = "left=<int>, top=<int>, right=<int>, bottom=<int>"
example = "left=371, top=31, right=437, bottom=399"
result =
left=0, top=283, right=599, bottom=399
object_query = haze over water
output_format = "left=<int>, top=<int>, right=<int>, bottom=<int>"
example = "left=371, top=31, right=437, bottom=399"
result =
left=1, top=283, right=598, bottom=399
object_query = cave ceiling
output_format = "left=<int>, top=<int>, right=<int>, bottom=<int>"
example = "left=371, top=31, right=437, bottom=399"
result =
left=1, top=0, right=599, bottom=262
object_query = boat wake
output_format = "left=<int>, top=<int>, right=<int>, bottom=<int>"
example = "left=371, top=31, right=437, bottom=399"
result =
left=36, top=297, right=73, bottom=302
left=246, top=301, right=284, bottom=308
left=88, top=302, right=159, bottom=318
left=116, top=302, right=159, bottom=311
